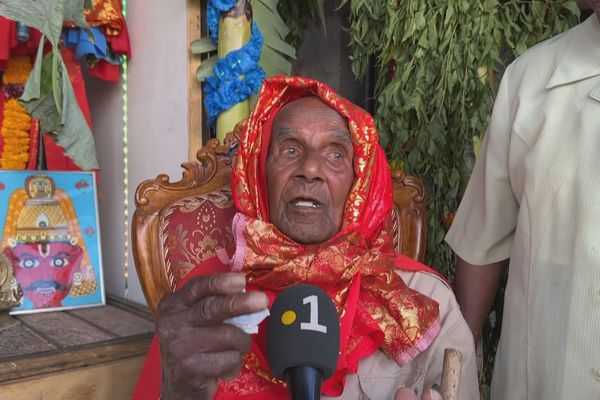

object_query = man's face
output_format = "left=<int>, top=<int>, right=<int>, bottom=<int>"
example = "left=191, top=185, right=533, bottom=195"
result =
left=266, top=97, right=355, bottom=244
left=7, top=242, right=83, bottom=308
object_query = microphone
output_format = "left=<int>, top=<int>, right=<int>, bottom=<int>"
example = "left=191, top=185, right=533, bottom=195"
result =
left=267, top=284, right=340, bottom=400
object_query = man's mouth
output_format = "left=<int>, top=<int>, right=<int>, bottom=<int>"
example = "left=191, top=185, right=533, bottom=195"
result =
left=290, top=198, right=322, bottom=209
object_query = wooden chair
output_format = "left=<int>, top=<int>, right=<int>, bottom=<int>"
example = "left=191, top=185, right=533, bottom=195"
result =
left=132, top=124, right=427, bottom=316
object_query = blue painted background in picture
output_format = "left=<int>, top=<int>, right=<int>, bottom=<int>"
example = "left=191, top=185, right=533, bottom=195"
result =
left=0, top=171, right=105, bottom=314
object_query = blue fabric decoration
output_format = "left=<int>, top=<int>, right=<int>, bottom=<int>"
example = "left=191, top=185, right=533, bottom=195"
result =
left=16, top=22, right=29, bottom=42
left=63, top=27, right=107, bottom=59
left=61, top=27, right=122, bottom=65
left=204, top=0, right=265, bottom=126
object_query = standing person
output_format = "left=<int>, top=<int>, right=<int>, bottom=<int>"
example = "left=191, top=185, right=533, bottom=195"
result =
left=445, top=2, right=600, bottom=399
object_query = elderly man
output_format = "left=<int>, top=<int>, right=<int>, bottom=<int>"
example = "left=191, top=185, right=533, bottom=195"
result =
left=134, top=76, right=478, bottom=400
left=446, top=2, right=600, bottom=399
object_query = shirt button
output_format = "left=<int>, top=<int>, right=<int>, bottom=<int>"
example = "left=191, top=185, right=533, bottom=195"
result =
left=593, top=368, right=600, bottom=382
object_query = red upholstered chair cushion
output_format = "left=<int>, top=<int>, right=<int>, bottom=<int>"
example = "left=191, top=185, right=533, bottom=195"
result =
left=160, top=188, right=236, bottom=286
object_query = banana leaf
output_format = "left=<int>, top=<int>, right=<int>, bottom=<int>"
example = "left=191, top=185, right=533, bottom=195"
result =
left=254, top=0, right=289, bottom=38
left=191, top=37, right=217, bottom=54
left=309, top=0, right=326, bottom=33
left=254, top=0, right=295, bottom=75
left=0, top=0, right=88, bottom=46
left=259, top=46, right=293, bottom=77
left=196, top=55, right=218, bottom=82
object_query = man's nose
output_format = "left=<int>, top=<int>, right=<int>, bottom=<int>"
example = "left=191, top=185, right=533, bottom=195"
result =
left=295, top=150, right=324, bottom=182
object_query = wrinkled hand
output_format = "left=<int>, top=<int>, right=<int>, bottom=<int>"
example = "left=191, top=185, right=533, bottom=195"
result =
left=395, top=387, right=443, bottom=400
left=156, top=272, right=268, bottom=400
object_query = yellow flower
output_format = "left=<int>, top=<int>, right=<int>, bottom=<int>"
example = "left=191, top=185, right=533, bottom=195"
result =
left=2, top=57, right=32, bottom=85
left=2, top=128, right=30, bottom=138
left=3, top=153, right=29, bottom=162
left=1, top=56, right=33, bottom=170
left=2, top=120, right=31, bottom=131
left=1, top=160, right=26, bottom=170
left=4, top=146, right=29, bottom=155
left=3, top=137, right=28, bottom=145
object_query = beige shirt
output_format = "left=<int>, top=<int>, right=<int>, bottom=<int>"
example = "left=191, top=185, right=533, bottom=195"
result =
left=446, top=15, right=600, bottom=400
left=324, top=270, right=479, bottom=400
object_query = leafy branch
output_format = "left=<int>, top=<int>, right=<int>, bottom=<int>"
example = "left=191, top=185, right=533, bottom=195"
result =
left=342, top=0, right=579, bottom=393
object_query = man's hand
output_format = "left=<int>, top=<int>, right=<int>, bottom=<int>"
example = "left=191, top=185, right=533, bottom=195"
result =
left=395, top=387, right=443, bottom=400
left=155, top=272, right=268, bottom=400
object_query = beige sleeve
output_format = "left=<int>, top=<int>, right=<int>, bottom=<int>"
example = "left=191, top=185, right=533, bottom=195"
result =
left=445, top=64, right=520, bottom=265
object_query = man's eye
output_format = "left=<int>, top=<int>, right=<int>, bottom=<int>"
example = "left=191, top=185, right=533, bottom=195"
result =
left=328, top=151, right=344, bottom=161
left=19, top=258, right=39, bottom=269
left=284, top=147, right=298, bottom=156
left=51, top=257, right=69, bottom=268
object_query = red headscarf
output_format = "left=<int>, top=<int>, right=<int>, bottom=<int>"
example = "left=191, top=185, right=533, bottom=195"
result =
left=217, top=75, right=440, bottom=398
left=133, top=76, right=440, bottom=400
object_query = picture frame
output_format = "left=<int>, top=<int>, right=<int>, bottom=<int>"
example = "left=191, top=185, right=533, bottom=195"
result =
left=0, top=170, right=105, bottom=314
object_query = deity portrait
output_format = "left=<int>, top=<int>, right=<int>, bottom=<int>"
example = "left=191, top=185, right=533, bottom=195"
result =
left=0, top=174, right=102, bottom=312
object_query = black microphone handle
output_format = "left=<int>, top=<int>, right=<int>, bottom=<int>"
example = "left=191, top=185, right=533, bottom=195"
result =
left=285, top=366, right=322, bottom=400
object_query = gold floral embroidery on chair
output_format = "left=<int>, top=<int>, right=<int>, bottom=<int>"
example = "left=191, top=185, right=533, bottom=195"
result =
left=160, top=189, right=236, bottom=285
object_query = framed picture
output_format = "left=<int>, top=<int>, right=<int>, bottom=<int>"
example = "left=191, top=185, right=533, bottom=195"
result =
left=0, top=171, right=105, bottom=314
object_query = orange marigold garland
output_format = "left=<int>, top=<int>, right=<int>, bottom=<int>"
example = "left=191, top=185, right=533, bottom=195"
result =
left=2, top=56, right=31, bottom=85
left=1, top=56, right=33, bottom=170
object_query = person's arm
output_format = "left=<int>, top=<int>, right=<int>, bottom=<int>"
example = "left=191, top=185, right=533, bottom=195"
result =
left=453, top=256, right=507, bottom=344
left=446, top=64, right=517, bottom=346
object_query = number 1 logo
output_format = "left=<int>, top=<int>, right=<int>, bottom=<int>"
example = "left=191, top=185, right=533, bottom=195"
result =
left=300, top=295, right=327, bottom=334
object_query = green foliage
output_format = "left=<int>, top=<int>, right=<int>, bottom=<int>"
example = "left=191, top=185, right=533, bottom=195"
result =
left=344, top=0, right=579, bottom=277
left=340, top=0, right=386, bottom=79
left=277, top=0, right=326, bottom=48
left=254, top=0, right=297, bottom=77
left=343, top=0, right=580, bottom=393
